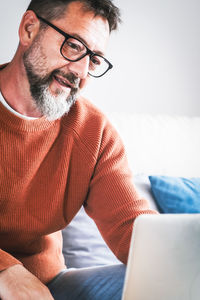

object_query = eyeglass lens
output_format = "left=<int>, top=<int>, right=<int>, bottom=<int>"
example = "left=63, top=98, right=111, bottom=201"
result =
left=61, top=38, right=109, bottom=77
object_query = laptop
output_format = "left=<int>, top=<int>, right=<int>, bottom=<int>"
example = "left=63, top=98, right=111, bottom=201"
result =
left=122, top=214, right=200, bottom=300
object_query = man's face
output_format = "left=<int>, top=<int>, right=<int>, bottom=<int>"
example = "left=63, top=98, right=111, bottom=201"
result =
left=23, top=1, right=110, bottom=120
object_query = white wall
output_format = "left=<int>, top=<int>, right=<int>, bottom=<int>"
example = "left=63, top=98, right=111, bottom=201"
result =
left=1, top=0, right=200, bottom=116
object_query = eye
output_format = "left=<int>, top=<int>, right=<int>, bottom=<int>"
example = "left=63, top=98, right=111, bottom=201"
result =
left=66, top=40, right=82, bottom=52
left=68, top=42, right=80, bottom=52
left=91, top=56, right=101, bottom=66
left=62, top=38, right=85, bottom=55
left=89, top=56, right=102, bottom=71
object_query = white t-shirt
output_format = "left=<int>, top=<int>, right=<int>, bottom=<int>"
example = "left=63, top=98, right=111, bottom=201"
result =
left=0, top=91, right=38, bottom=120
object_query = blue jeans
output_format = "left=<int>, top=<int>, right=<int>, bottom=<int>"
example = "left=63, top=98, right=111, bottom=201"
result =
left=47, top=264, right=126, bottom=300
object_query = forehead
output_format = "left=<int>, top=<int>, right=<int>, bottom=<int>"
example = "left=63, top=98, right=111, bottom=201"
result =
left=54, top=1, right=110, bottom=54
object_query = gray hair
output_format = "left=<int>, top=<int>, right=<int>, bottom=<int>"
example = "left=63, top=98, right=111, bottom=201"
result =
left=27, top=0, right=121, bottom=32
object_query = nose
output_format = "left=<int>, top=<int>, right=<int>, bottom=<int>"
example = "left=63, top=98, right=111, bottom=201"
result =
left=67, top=55, right=90, bottom=79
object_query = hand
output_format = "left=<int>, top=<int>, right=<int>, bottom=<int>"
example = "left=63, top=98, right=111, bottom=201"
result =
left=0, top=264, right=54, bottom=300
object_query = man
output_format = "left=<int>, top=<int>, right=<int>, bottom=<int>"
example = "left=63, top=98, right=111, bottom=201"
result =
left=0, top=0, right=155, bottom=299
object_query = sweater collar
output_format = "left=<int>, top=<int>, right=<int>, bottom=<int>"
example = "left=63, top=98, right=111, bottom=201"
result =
left=0, top=100, right=59, bottom=132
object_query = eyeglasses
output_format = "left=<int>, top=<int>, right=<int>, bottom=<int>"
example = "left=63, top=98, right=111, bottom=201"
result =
left=36, top=14, right=113, bottom=78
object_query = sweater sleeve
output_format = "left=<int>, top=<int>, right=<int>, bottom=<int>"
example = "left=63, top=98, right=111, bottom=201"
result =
left=0, top=249, right=22, bottom=272
left=84, top=120, right=157, bottom=264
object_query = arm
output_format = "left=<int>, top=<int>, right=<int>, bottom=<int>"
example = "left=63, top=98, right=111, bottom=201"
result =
left=0, top=264, right=54, bottom=300
left=0, top=249, right=53, bottom=300
left=85, top=120, right=157, bottom=264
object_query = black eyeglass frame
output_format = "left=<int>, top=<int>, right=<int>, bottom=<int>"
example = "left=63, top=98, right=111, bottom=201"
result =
left=35, top=14, right=113, bottom=78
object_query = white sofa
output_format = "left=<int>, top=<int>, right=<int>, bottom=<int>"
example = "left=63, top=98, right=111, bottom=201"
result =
left=62, top=113, right=200, bottom=268
left=109, top=113, right=200, bottom=178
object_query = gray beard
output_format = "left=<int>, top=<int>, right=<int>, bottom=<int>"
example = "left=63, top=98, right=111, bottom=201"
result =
left=28, top=73, right=78, bottom=122
left=23, top=48, right=79, bottom=120
left=33, top=83, right=76, bottom=121
left=24, top=66, right=79, bottom=121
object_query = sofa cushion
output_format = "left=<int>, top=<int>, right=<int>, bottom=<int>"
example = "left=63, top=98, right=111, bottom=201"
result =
left=133, top=174, right=159, bottom=211
left=149, top=176, right=200, bottom=213
left=62, top=206, right=120, bottom=268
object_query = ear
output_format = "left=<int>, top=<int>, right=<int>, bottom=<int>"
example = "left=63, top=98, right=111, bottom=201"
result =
left=18, top=10, right=40, bottom=47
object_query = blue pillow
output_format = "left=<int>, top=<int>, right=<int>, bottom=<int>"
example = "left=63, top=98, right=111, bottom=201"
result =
left=149, top=176, right=200, bottom=213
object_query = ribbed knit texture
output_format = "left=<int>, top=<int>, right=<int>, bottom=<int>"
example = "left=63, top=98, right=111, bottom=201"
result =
left=0, top=96, right=156, bottom=284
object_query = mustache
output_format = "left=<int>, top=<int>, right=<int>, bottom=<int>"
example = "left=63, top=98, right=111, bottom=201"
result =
left=51, top=70, right=80, bottom=90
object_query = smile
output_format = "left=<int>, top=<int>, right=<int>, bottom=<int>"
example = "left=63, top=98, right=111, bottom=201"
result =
left=54, top=75, right=72, bottom=89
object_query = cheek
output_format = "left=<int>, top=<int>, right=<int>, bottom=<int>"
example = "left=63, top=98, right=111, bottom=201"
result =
left=36, top=44, right=64, bottom=73
left=25, top=42, right=51, bottom=76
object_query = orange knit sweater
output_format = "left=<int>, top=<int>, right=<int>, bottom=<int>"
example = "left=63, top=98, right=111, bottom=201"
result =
left=0, top=95, right=155, bottom=284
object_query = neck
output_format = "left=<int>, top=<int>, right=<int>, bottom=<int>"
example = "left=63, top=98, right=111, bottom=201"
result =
left=0, top=57, right=43, bottom=118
